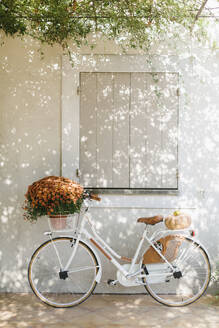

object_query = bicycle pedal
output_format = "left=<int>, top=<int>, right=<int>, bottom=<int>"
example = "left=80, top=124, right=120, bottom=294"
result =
left=107, top=279, right=117, bottom=286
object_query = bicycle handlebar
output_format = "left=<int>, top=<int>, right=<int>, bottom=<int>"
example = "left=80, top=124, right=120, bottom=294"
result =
left=90, top=193, right=101, bottom=202
left=84, top=191, right=101, bottom=202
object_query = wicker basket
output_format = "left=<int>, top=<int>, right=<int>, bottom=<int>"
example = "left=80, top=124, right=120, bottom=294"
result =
left=143, top=235, right=184, bottom=264
left=48, top=212, right=82, bottom=232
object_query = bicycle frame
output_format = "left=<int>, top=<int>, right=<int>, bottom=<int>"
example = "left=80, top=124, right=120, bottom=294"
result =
left=30, top=202, right=211, bottom=308
left=46, top=206, right=190, bottom=282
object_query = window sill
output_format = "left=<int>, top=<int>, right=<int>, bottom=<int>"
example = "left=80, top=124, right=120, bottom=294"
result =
left=87, top=188, right=179, bottom=196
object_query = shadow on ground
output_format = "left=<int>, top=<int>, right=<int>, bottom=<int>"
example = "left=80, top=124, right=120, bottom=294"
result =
left=0, top=294, right=219, bottom=328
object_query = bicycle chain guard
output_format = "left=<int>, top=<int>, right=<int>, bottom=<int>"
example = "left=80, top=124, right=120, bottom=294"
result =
left=117, top=264, right=142, bottom=287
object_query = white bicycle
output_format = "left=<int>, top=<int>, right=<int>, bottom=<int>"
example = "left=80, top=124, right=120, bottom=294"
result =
left=28, top=192, right=211, bottom=308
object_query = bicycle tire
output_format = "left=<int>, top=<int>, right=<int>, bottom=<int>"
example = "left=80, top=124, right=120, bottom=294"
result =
left=143, top=236, right=211, bottom=307
left=28, top=237, right=99, bottom=308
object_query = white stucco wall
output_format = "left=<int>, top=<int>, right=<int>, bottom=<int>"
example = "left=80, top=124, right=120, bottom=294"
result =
left=1, top=25, right=219, bottom=292
left=0, top=36, right=62, bottom=291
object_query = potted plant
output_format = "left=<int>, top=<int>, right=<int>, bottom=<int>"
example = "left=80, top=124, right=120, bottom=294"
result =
left=23, top=176, right=84, bottom=229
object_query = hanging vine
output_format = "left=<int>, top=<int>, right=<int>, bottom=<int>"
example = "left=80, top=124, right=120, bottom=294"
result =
left=0, top=0, right=212, bottom=51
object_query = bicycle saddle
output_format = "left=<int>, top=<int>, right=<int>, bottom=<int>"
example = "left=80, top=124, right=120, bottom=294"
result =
left=137, top=215, right=163, bottom=225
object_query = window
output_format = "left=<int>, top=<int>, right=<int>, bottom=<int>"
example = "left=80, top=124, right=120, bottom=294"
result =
left=79, top=72, right=178, bottom=191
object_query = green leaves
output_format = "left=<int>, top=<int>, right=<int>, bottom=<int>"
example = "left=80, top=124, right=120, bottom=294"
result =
left=0, top=0, right=26, bottom=35
left=0, top=0, right=208, bottom=50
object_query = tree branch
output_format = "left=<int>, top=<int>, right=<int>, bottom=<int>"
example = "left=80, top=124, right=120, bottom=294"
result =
left=191, top=0, right=208, bottom=31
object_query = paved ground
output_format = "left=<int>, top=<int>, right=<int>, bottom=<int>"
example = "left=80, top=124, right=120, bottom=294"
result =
left=0, top=293, right=219, bottom=328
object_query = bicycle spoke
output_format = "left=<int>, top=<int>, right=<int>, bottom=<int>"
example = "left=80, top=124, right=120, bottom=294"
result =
left=68, top=265, right=99, bottom=274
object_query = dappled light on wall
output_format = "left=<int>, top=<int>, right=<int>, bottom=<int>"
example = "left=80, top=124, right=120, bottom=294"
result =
left=0, top=37, right=62, bottom=292
left=1, top=19, right=219, bottom=295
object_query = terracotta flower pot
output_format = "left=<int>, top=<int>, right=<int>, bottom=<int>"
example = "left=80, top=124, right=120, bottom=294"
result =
left=49, top=215, right=67, bottom=230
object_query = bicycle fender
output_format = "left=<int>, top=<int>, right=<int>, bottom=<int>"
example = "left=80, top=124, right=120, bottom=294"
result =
left=184, top=236, right=212, bottom=266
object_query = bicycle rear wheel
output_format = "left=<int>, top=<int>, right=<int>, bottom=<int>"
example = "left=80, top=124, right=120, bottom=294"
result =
left=28, top=237, right=99, bottom=308
left=143, top=237, right=211, bottom=307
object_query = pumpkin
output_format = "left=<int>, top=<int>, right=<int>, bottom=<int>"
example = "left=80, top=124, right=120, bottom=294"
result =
left=164, top=211, right=191, bottom=230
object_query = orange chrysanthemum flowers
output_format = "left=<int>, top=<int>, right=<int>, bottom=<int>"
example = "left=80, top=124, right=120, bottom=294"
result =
left=23, top=176, right=84, bottom=222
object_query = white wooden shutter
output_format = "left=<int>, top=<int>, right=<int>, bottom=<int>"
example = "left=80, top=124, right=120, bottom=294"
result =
left=112, top=73, right=130, bottom=188
left=80, top=72, right=97, bottom=187
left=130, top=73, right=178, bottom=188
left=79, top=72, right=178, bottom=189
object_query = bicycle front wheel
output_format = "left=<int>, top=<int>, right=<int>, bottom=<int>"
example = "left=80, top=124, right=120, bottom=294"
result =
left=143, top=237, right=211, bottom=307
left=28, top=237, right=99, bottom=308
